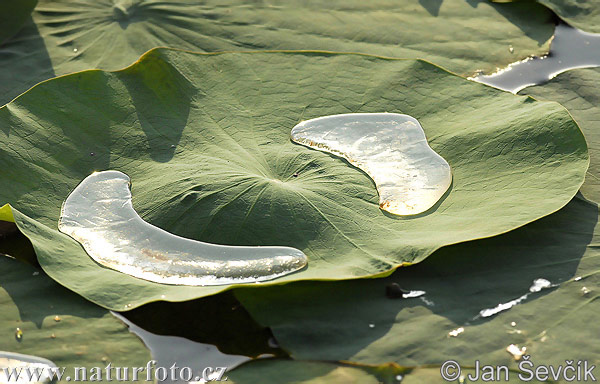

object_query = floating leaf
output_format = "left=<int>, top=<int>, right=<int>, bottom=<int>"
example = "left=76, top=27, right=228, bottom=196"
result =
left=236, top=197, right=600, bottom=369
left=0, top=50, right=588, bottom=310
left=0, top=255, right=151, bottom=377
left=0, top=0, right=37, bottom=46
left=493, top=0, right=600, bottom=33
left=0, top=0, right=556, bottom=105
left=521, top=68, right=600, bottom=203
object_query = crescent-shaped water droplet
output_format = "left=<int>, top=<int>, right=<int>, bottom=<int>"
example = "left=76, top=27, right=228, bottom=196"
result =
left=58, top=171, right=307, bottom=286
left=291, top=113, right=452, bottom=215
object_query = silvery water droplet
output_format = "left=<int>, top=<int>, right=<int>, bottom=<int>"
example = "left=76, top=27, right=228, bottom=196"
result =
left=291, top=113, right=452, bottom=215
left=506, top=344, right=526, bottom=360
left=58, top=171, right=308, bottom=286
left=582, top=286, right=591, bottom=295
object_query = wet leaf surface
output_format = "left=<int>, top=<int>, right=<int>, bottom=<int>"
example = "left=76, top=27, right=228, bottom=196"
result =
left=0, top=50, right=587, bottom=310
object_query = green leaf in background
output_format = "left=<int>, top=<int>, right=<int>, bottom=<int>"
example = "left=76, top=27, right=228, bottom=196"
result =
left=0, top=50, right=588, bottom=310
left=0, top=0, right=556, bottom=106
left=0, top=255, right=151, bottom=379
left=229, top=360, right=387, bottom=384
left=521, top=68, right=600, bottom=204
left=493, top=0, right=600, bottom=33
left=0, top=0, right=37, bottom=46
left=228, top=359, right=546, bottom=383
left=235, top=197, right=600, bottom=369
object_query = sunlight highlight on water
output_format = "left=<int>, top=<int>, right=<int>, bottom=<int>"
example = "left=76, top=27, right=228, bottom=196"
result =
left=291, top=113, right=452, bottom=216
left=58, top=171, right=307, bottom=286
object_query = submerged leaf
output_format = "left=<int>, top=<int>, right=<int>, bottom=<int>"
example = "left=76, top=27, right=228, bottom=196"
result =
left=0, top=50, right=588, bottom=310
left=0, top=0, right=556, bottom=105
left=236, top=197, right=600, bottom=368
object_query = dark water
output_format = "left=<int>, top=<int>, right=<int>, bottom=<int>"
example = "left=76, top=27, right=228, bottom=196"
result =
left=113, top=313, right=250, bottom=383
left=474, top=23, right=600, bottom=93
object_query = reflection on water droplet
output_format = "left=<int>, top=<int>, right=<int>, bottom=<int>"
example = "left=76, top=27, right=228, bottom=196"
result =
left=368, top=323, right=375, bottom=328
left=50, top=334, right=56, bottom=339
left=529, top=278, right=551, bottom=292
left=582, top=286, right=591, bottom=295
left=160, top=294, right=166, bottom=299
left=402, top=290, right=426, bottom=298
left=73, top=48, right=78, bottom=53
left=170, top=144, right=176, bottom=149
left=0, top=352, right=57, bottom=383
left=53, top=316, right=61, bottom=322
left=448, top=327, right=464, bottom=337
left=395, top=374, right=403, bottom=381
left=89, top=152, right=95, bottom=157
left=574, top=276, right=582, bottom=281
left=506, top=344, right=526, bottom=360
left=32, top=271, right=39, bottom=276
left=510, top=321, right=516, bottom=327
left=479, top=278, right=554, bottom=318
left=291, top=113, right=452, bottom=215
left=58, top=171, right=308, bottom=286
left=15, top=328, right=23, bottom=341
left=509, top=45, right=514, bottom=53
left=420, top=296, right=435, bottom=306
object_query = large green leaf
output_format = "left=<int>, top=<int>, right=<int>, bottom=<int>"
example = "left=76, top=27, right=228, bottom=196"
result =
left=521, top=68, right=600, bottom=204
left=494, top=0, right=600, bottom=33
left=0, top=0, right=37, bottom=46
left=0, top=0, right=556, bottom=106
left=236, top=196, right=600, bottom=369
left=0, top=255, right=151, bottom=380
left=0, top=50, right=588, bottom=310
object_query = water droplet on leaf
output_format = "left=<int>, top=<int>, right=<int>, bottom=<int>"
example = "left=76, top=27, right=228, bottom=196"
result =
left=291, top=113, right=452, bottom=215
left=506, top=344, right=526, bottom=360
left=58, top=171, right=308, bottom=285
